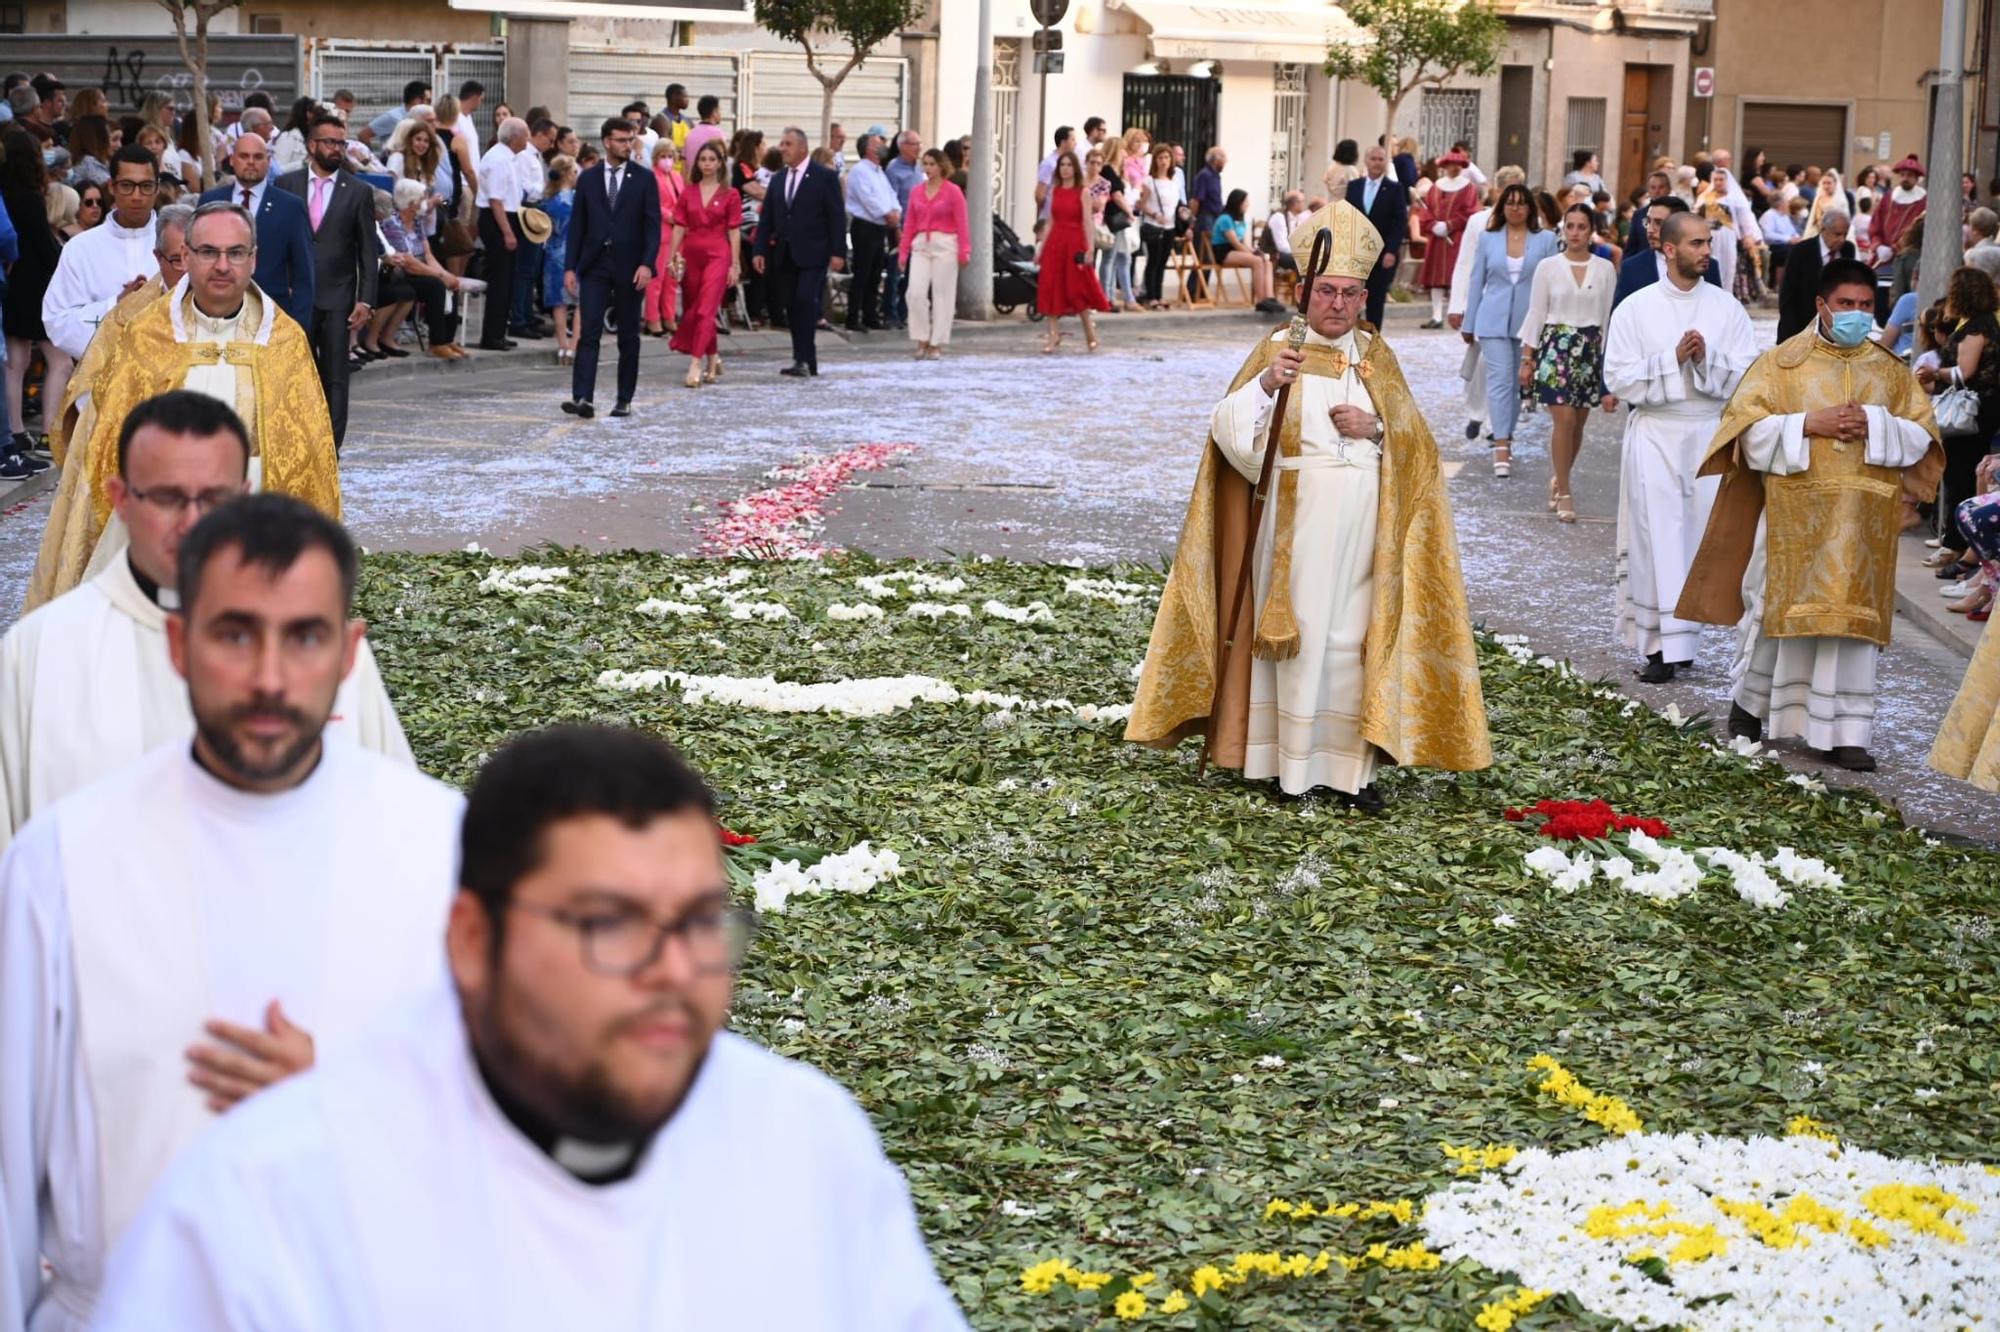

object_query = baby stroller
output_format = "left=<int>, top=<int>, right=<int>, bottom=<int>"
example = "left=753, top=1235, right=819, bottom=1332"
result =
left=992, top=214, right=1043, bottom=321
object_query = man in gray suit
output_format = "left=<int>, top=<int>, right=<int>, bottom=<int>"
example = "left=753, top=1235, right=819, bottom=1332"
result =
left=275, top=111, right=379, bottom=450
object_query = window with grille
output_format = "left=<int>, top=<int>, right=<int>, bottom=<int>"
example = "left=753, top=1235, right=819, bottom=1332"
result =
left=1419, top=89, right=1479, bottom=161
left=1565, top=98, right=1606, bottom=170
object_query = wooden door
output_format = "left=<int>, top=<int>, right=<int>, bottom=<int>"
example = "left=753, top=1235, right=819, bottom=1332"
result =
left=1619, top=66, right=1652, bottom=199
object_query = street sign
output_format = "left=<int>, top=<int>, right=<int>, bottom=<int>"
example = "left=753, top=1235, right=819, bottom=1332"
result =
left=1032, top=27, right=1063, bottom=52
left=1030, top=0, right=1068, bottom=26
left=1033, top=51, right=1066, bottom=75
left=1692, top=66, right=1715, bottom=98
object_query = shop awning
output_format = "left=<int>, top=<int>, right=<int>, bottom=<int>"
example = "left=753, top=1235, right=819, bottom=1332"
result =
left=1108, top=0, right=1365, bottom=64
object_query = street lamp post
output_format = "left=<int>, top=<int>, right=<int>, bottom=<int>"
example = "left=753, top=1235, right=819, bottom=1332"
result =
left=1917, top=0, right=1968, bottom=316
left=961, top=0, right=996, bottom=320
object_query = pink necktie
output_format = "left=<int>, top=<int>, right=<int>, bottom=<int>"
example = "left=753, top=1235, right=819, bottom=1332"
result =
left=310, top=177, right=328, bottom=230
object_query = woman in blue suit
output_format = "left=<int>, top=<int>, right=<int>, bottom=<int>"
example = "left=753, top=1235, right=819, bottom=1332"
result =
left=1463, top=183, right=1559, bottom=476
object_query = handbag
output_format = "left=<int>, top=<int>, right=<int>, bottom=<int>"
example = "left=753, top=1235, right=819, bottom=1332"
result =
left=435, top=218, right=475, bottom=259
left=1934, top=385, right=1982, bottom=437
left=1093, top=222, right=1114, bottom=252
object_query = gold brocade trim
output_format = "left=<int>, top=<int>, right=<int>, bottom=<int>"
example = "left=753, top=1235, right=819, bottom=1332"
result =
left=1254, top=341, right=1364, bottom=661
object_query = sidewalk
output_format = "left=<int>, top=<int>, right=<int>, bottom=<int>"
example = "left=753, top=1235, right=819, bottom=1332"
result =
left=1896, top=531, right=1988, bottom=660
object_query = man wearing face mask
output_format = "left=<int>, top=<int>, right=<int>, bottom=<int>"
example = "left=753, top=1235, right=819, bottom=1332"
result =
left=89, top=725, right=969, bottom=1331
left=1677, top=258, right=1942, bottom=772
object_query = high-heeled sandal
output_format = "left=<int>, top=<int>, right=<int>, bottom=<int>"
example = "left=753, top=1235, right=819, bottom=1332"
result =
left=704, top=358, right=722, bottom=383
left=1548, top=477, right=1559, bottom=512
left=1555, top=493, right=1576, bottom=523
left=1492, top=445, right=1513, bottom=478
left=684, top=365, right=703, bottom=388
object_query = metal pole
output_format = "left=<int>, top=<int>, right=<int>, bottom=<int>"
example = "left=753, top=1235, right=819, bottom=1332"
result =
left=961, top=0, right=996, bottom=320
left=1918, top=0, right=1969, bottom=315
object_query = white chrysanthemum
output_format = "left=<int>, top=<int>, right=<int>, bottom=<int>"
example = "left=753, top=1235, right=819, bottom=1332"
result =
left=476, top=565, right=571, bottom=595
left=634, top=598, right=706, bottom=619
left=982, top=599, right=1054, bottom=624
left=677, top=567, right=756, bottom=598
left=905, top=602, right=972, bottom=619
left=825, top=602, right=885, bottom=621
left=855, top=570, right=968, bottom=599
left=1062, top=577, right=1157, bottom=607
left=751, top=841, right=905, bottom=914
left=1422, top=1132, right=2000, bottom=1331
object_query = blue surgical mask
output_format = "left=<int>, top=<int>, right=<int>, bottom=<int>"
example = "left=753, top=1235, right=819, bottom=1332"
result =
left=1825, top=309, right=1874, bottom=347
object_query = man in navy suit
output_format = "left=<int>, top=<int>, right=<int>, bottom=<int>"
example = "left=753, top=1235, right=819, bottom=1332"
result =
left=200, top=131, right=315, bottom=329
left=1612, top=196, right=1723, bottom=311
left=754, top=126, right=847, bottom=378
left=562, top=116, right=661, bottom=419
left=1344, top=144, right=1408, bottom=328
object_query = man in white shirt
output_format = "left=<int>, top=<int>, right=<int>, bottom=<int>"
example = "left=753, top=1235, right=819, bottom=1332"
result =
left=0, top=492, right=463, bottom=1332
left=843, top=132, right=901, bottom=333
left=1034, top=124, right=1076, bottom=223
left=456, top=79, right=486, bottom=161
left=1603, top=214, right=1758, bottom=683
left=1, top=391, right=409, bottom=854
left=1265, top=190, right=1310, bottom=271
left=93, top=725, right=969, bottom=1332
left=510, top=117, right=557, bottom=339
left=41, top=146, right=160, bottom=360
left=474, top=117, right=528, bottom=351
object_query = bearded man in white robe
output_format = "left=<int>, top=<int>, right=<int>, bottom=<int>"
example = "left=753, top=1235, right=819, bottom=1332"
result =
left=0, top=495, right=461, bottom=1331
left=91, top=725, right=968, bottom=1332
left=1603, top=213, right=1759, bottom=683
left=39, top=146, right=160, bottom=361
left=0, top=392, right=408, bottom=855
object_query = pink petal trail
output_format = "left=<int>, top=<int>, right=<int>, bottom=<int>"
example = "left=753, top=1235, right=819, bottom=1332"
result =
left=699, top=443, right=916, bottom=559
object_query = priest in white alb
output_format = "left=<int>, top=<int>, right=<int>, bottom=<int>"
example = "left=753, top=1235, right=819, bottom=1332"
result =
left=1603, top=212, right=1759, bottom=683
left=0, top=495, right=462, bottom=1331
left=1677, top=257, right=1942, bottom=771
left=91, top=725, right=969, bottom=1332
left=39, top=145, right=160, bottom=362
left=0, top=392, right=408, bottom=855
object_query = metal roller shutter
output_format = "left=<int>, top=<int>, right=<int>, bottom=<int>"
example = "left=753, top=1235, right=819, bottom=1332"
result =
left=566, top=50, right=739, bottom=140
left=1739, top=102, right=1848, bottom=175
left=744, top=51, right=907, bottom=141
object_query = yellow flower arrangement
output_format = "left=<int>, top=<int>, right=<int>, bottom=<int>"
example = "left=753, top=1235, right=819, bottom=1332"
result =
left=1526, top=1054, right=1643, bottom=1136
left=1473, top=1287, right=1552, bottom=1331
left=1785, top=1114, right=1840, bottom=1144
left=1441, top=1142, right=1520, bottom=1176
left=1862, top=1182, right=1977, bottom=1243
left=1113, top=1290, right=1147, bottom=1320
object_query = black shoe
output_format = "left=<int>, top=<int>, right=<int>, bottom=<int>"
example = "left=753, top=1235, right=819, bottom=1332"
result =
left=1727, top=703, right=1763, bottom=742
left=780, top=362, right=812, bottom=378
left=843, top=322, right=867, bottom=334
left=378, top=345, right=410, bottom=359
left=509, top=325, right=548, bottom=340
left=1336, top=786, right=1387, bottom=816
left=0, top=450, right=33, bottom=480
left=609, top=401, right=632, bottom=418
left=560, top=398, right=595, bottom=419
left=1637, top=652, right=1677, bottom=684
left=1818, top=745, right=1877, bottom=772
left=477, top=339, right=518, bottom=352
left=1936, top=559, right=1976, bottom=580
left=1464, top=420, right=1481, bottom=440
left=1254, top=298, right=1286, bottom=314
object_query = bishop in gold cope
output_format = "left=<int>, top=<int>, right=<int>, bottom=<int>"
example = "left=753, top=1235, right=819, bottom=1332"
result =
left=1126, top=200, right=1491, bottom=812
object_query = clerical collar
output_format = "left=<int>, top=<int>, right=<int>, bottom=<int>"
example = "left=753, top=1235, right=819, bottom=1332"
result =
left=126, top=554, right=179, bottom=609
left=192, top=299, right=247, bottom=324
left=472, top=1045, right=659, bottom=1187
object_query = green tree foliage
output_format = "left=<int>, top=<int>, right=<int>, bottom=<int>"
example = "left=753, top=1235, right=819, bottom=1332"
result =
left=1325, top=0, right=1506, bottom=143
left=753, top=0, right=926, bottom=145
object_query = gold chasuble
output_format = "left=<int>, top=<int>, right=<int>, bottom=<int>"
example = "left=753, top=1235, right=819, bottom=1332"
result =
left=23, top=277, right=337, bottom=613
left=1127, top=207, right=1489, bottom=777
left=1676, top=328, right=1941, bottom=644
left=48, top=276, right=169, bottom=468
left=1931, top=622, right=2000, bottom=792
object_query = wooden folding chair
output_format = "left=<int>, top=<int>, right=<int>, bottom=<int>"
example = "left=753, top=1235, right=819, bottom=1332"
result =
left=1203, top=235, right=1254, bottom=308
left=1171, top=231, right=1214, bottom=309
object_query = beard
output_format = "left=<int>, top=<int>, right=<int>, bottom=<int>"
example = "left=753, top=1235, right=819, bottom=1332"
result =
left=192, top=691, right=323, bottom=784
left=472, top=978, right=705, bottom=1145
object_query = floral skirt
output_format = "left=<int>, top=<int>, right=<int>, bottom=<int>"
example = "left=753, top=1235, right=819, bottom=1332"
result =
left=1533, top=323, right=1605, bottom=407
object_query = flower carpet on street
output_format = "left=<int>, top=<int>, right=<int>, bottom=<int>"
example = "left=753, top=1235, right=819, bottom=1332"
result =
left=361, top=550, right=2000, bottom=1330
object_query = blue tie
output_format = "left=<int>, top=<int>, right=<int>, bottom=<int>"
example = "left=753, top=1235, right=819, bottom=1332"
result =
left=1364, top=179, right=1378, bottom=213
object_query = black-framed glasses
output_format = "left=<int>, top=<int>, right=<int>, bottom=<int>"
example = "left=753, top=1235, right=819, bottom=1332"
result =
left=510, top=898, right=754, bottom=978
left=111, top=178, right=158, bottom=195
left=309, top=135, right=347, bottom=148
left=125, top=484, right=244, bottom=516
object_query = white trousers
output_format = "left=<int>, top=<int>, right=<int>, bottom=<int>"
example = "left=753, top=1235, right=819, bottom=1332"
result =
left=906, top=232, right=961, bottom=346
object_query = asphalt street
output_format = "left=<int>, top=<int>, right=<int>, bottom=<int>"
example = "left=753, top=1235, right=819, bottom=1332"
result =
left=2, top=308, right=1994, bottom=840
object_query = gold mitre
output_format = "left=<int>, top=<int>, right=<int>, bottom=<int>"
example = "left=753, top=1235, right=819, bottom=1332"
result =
left=1288, top=199, right=1385, bottom=280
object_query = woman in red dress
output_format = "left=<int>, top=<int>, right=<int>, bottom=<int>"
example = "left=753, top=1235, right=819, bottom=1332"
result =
left=665, top=140, right=744, bottom=388
left=1415, top=147, right=1478, bottom=327
left=1037, top=151, right=1112, bottom=353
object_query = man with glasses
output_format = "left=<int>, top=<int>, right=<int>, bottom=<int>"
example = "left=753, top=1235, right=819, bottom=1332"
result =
left=1, top=391, right=408, bottom=850
left=1128, top=199, right=1491, bottom=815
left=41, top=143, right=161, bottom=362
left=275, top=112, right=379, bottom=449
left=0, top=492, right=449, bottom=1332
left=90, top=723, right=967, bottom=1330
left=22, top=202, right=340, bottom=612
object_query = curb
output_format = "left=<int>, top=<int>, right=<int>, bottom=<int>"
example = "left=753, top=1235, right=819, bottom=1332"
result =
left=0, top=463, right=60, bottom=512
left=1896, top=586, right=1981, bottom=662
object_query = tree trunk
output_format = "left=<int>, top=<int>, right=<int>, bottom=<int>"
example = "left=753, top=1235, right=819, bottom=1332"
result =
left=820, top=79, right=837, bottom=150
left=192, top=11, right=213, bottom=189
left=1383, top=89, right=1405, bottom=149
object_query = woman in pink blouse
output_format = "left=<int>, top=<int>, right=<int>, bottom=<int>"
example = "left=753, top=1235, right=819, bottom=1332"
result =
left=900, top=148, right=971, bottom=359
left=644, top=139, right=685, bottom=338
left=665, top=140, right=744, bottom=387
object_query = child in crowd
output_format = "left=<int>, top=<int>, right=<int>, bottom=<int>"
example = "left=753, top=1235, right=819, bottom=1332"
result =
left=542, top=155, right=578, bottom=366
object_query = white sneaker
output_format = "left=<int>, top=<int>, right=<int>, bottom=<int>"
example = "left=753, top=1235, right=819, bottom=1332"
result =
left=1924, top=537, right=1944, bottom=548
left=1941, top=579, right=1983, bottom=597
left=458, top=277, right=489, bottom=295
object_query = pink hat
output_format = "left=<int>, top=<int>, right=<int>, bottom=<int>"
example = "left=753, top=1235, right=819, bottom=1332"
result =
left=1438, top=148, right=1469, bottom=168
left=1895, top=154, right=1924, bottom=175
